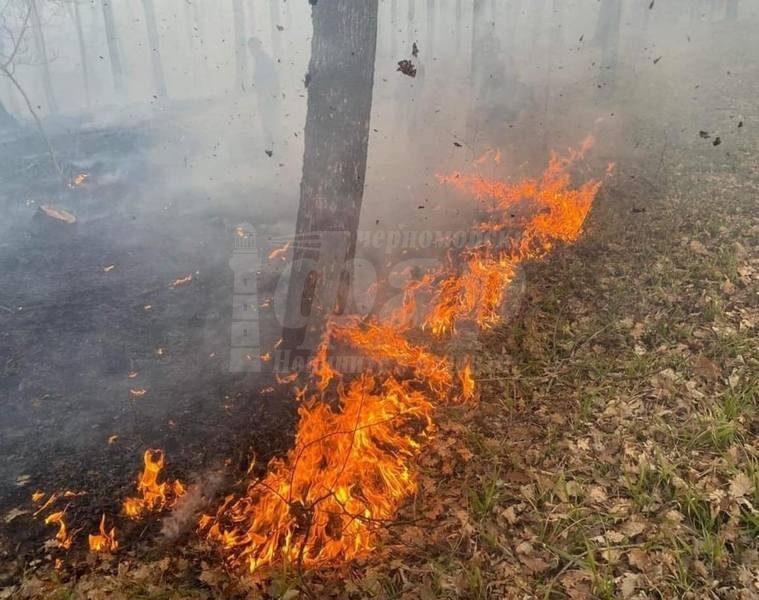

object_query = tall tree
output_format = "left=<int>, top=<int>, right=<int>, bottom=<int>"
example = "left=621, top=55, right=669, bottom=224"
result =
left=390, top=0, right=398, bottom=57
left=456, top=0, right=463, bottom=49
left=101, top=0, right=124, bottom=93
left=141, top=0, right=167, bottom=97
left=471, top=0, right=487, bottom=85
left=726, top=0, right=739, bottom=19
left=282, top=0, right=379, bottom=352
left=594, top=0, right=622, bottom=94
left=70, top=1, right=91, bottom=108
left=233, top=0, right=248, bottom=91
left=30, top=0, right=58, bottom=114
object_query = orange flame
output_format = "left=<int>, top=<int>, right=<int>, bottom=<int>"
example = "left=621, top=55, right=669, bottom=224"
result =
left=44, top=511, right=72, bottom=550
left=88, top=514, right=118, bottom=553
left=123, top=449, right=185, bottom=519
left=203, top=139, right=602, bottom=573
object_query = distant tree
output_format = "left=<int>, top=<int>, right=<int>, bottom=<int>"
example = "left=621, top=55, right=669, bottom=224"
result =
left=594, top=0, right=622, bottom=94
left=726, top=0, right=739, bottom=20
left=29, top=0, right=57, bottom=114
left=67, top=0, right=91, bottom=107
left=233, top=0, right=248, bottom=91
left=0, top=1, right=63, bottom=180
left=100, top=0, right=124, bottom=93
left=141, top=0, right=167, bottom=97
left=283, top=0, right=379, bottom=352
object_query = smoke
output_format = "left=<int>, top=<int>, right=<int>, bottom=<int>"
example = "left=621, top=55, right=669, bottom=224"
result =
left=161, top=467, right=225, bottom=540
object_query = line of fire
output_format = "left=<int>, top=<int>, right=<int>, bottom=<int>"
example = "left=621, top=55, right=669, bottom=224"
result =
left=1, top=1, right=756, bottom=598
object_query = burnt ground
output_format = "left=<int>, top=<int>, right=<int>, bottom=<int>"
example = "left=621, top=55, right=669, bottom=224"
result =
left=0, top=110, right=300, bottom=558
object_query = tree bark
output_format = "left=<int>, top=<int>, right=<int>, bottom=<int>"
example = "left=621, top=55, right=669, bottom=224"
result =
left=101, top=0, right=124, bottom=93
left=282, top=0, right=379, bottom=353
left=233, top=0, right=248, bottom=91
left=30, top=0, right=58, bottom=115
left=141, top=0, right=167, bottom=97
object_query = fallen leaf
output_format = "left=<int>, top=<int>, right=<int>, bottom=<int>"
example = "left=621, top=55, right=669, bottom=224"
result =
left=39, top=205, right=76, bottom=224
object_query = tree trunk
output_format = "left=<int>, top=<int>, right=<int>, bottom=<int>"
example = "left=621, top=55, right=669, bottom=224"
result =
left=282, top=0, right=379, bottom=353
left=471, top=0, right=487, bottom=85
left=390, top=0, right=398, bottom=57
left=456, top=0, right=463, bottom=49
left=72, top=2, right=92, bottom=108
left=726, top=0, right=739, bottom=19
left=233, top=0, right=248, bottom=91
left=101, top=0, right=124, bottom=93
left=141, top=0, right=167, bottom=97
left=595, top=0, right=622, bottom=94
left=30, top=0, right=58, bottom=115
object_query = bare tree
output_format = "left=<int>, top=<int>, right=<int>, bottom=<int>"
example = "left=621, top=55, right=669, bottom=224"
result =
left=0, top=1, right=63, bottom=180
left=101, top=0, right=124, bottom=93
left=283, top=0, right=379, bottom=352
left=233, top=0, right=248, bottom=91
left=141, top=0, right=167, bottom=97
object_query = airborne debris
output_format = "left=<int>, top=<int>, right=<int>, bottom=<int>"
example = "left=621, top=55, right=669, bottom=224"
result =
left=653, top=56, right=662, bottom=64
left=713, top=136, right=722, bottom=146
left=397, top=59, right=417, bottom=77
left=265, top=149, right=273, bottom=157
left=699, top=130, right=710, bottom=138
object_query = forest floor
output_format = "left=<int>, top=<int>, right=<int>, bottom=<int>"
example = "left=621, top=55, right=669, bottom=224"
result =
left=6, top=145, right=757, bottom=600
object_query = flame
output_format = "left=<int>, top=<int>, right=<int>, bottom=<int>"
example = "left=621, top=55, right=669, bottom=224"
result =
left=71, top=172, right=89, bottom=187
left=123, top=449, right=185, bottom=519
left=45, top=511, right=72, bottom=550
left=170, top=274, right=194, bottom=288
left=268, top=242, right=291, bottom=260
left=88, top=514, right=118, bottom=553
left=198, top=139, right=602, bottom=573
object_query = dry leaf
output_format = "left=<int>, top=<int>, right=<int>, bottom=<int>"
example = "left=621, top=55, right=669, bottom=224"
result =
left=39, top=205, right=76, bottom=224
left=729, top=472, right=752, bottom=498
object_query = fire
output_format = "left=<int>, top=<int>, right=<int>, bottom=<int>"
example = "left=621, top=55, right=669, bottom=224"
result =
left=71, top=172, right=89, bottom=187
left=202, top=375, right=434, bottom=572
left=88, top=514, right=118, bottom=553
left=44, top=511, right=72, bottom=550
left=200, top=139, right=602, bottom=573
left=268, top=241, right=291, bottom=260
left=170, top=274, right=194, bottom=288
left=123, top=449, right=185, bottom=519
